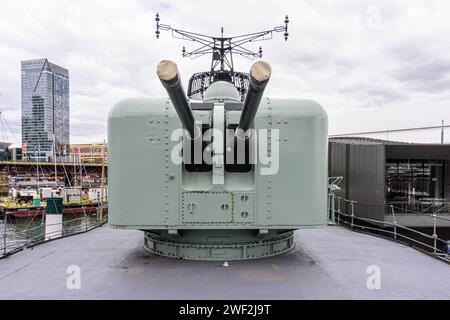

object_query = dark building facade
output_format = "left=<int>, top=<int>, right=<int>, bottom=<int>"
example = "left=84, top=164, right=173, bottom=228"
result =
left=328, top=137, right=450, bottom=226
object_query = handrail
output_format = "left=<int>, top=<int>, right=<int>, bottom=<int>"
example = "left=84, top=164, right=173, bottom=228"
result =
left=1, top=211, right=108, bottom=259
left=328, top=193, right=449, bottom=263
left=334, top=196, right=450, bottom=221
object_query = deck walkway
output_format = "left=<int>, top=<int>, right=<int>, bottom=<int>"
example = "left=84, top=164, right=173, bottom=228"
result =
left=0, top=225, right=448, bottom=299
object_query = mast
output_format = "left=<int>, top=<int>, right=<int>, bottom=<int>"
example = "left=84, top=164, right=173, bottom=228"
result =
left=79, top=146, right=82, bottom=190
left=73, top=149, right=76, bottom=188
left=155, top=13, right=289, bottom=101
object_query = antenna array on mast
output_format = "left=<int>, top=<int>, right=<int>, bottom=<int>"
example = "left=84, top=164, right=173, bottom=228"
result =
left=155, top=13, right=289, bottom=101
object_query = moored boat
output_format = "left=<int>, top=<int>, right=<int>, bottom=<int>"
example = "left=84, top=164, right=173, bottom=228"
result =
left=1, top=202, right=100, bottom=218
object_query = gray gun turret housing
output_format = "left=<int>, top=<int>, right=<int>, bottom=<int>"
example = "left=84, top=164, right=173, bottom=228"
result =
left=108, top=59, right=328, bottom=260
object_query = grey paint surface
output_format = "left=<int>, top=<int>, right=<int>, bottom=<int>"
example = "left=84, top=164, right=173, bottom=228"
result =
left=108, top=98, right=329, bottom=230
left=0, top=225, right=448, bottom=300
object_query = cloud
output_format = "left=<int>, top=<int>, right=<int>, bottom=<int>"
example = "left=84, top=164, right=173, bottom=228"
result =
left=0, top=0, right=449, bottom=143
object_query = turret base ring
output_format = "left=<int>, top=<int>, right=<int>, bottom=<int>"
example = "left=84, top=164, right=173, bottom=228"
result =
left=144, top=230, right=295, bottom=261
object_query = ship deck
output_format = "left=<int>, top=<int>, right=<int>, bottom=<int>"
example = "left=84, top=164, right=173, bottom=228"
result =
left=0, top=225, right=448, bottom=300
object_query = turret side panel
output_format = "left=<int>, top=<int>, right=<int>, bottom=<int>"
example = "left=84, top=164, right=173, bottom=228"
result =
left=256, top=99, right=329, bottom=227
left=108, top=97, right=328, bottom=230
left=108, top=98, right=180, bottom=227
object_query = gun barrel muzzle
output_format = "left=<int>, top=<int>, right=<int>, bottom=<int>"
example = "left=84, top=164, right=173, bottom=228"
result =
left=157, top=60, right=199, bottom=139
left=237, top=61, right=272, bottom=136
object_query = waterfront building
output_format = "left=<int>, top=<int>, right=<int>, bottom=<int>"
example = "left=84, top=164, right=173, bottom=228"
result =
left=69, top=143, right=108, bottom=164
left=328, top=137, right=450, bottom=228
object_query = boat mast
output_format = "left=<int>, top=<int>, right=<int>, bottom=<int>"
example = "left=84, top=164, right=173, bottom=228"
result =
left=79, top=147, right=82, bottom=190
left=73, top=149, right=76, bottom=188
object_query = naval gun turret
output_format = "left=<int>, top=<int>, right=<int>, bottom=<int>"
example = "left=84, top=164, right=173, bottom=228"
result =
left=108, top=15, right=329, bottom=260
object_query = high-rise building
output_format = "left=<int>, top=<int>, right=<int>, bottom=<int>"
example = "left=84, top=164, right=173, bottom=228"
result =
left=21, top=58, right=69, bottom=160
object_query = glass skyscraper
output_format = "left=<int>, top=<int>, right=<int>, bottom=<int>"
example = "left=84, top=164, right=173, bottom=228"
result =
left=21, top=58, right=70, bottom=159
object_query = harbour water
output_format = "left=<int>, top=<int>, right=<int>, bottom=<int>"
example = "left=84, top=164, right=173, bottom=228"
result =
left=0, top=213, right=101, bottom=256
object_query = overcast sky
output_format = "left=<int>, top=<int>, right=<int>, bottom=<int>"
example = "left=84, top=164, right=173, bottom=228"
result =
left=0, top=0, right=449, bottom=144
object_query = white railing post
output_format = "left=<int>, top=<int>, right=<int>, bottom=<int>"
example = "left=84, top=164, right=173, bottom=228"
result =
left=3, top=214, right=6, bottom=257
left=331, top=193, right=336, bottom=224
left=336, top=197, right=341, bottom=225
left=97, top=202, right=100, bottom=225
left=391, top=205, right=397, bottom=240
left=337, top=197, right=341, bottom=213
left=432, top=213, right=437, bottom=256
